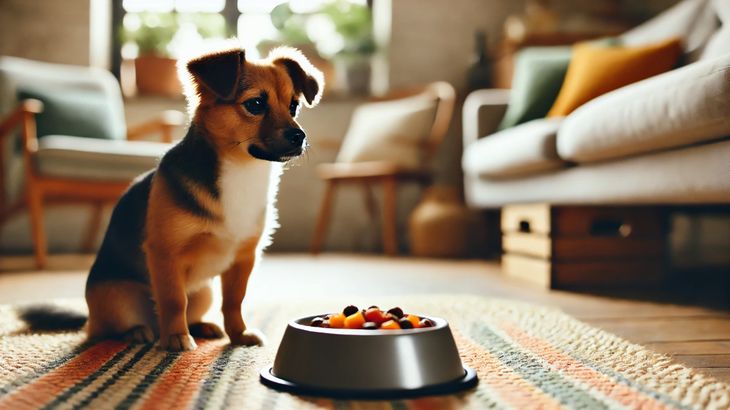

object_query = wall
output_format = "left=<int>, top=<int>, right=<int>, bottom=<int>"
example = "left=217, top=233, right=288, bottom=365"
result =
left=0, top=0, right=92, bottom=66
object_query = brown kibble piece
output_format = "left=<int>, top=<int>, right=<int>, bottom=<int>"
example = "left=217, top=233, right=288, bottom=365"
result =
left=398, top=318, right=414, bottom=329
left=343, top=305, right=359, bottom=316
left=387, top=307, right=404, bottom=318
left=419, top=318, right=435, bottom=328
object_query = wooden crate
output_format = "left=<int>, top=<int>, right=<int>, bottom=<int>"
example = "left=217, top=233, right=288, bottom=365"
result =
left=501, top=204, right=668, bottom=288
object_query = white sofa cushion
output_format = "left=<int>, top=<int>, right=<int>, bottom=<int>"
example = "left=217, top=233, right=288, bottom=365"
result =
left=557, top=53, right=730, bottom=163
left=465, top=138, right=730, bottom=207
left=700, top=0, right=730, bottom=60
left=620, top=0, right=719, bottom=60
left=462, top=118, right=566, bottom=178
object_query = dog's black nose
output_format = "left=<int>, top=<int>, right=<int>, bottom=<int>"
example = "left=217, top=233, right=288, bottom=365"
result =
left=284, top=128, right=306, bottom=146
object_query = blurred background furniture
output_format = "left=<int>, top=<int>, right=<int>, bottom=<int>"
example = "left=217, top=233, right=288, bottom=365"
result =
left=311, top=81, right=456, bottom=255
left=462, top=0, right=730, bottom=288
left=0, top=57, right=183, bottom=268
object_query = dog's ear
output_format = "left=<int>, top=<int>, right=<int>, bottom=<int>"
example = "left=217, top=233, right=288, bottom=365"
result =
left=271, top=48, right=324, bottom=107
left=187, top=49, right=245, bottom=101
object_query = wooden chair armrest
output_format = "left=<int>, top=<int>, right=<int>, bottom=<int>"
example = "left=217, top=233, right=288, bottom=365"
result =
left=127, top=110, right=185, bottom=143
left=0, top=99, right=43, bottom=211
left=0, top=99, right=43, bottom=140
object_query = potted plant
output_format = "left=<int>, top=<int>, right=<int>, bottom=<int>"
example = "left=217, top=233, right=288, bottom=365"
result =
left=264, top=0, right=376, bottom=95
left=321, top=0, right=376, bottom=95
left=121, top=13, right=228, bottom=97
left=121, top=12, right=181, bottom=97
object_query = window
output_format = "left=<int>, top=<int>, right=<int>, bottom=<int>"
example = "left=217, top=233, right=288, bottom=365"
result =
left=115, top=0, right=372, bottom=60
left=113, top=0, right=374, bottom=94
left=119, top=0, right=228, bottom=60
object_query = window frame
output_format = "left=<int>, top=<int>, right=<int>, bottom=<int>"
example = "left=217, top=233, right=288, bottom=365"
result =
left=110, top=0, right=239, bottom=78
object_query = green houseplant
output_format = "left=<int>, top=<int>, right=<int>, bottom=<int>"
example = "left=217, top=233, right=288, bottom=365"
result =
left=121, top=12, right=227, bottom=97
left=121, top=13, right=181, bottom=96
left=264, top=0, right=376, bottom=94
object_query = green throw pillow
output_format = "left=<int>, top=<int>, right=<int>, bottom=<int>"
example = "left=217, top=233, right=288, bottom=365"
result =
left=498, top=38, right=619, bottom=130
left=17, top=85, right=126, bottom=140
left=497, top=46, right=572, bottom=130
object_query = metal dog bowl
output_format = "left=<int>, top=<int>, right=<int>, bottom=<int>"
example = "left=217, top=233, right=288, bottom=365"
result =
left=259, top=314, right=477, bottom=399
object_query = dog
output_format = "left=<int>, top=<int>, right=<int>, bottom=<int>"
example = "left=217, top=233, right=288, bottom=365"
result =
left=22, top=46, right=323, bottom=351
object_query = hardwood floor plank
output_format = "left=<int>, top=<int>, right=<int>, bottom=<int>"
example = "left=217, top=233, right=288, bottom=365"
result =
left=672, top=354, right=730, bottom=368
left=694, top=368, right=730, bottom=383
left=645, top=341, right=730, bottom=355
left=584, top=318, right=730, bottom=343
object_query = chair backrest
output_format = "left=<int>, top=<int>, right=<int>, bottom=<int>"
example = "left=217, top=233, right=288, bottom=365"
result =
left=0, top=56, right=127, bottom=141
left=362, top=81, right=457, bottom=164
left=0, top=57, right=128, bottom=205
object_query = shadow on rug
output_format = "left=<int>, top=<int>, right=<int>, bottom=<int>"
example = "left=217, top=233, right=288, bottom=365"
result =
left=1, top=295, right=728, bottom=409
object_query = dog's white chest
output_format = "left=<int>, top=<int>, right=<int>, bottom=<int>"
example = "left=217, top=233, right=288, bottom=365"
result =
left=218, top=160, right=280, bottom=240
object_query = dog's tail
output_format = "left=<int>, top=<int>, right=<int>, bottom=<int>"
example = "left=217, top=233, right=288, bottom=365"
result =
left=17, top=305, right=87, bottom=331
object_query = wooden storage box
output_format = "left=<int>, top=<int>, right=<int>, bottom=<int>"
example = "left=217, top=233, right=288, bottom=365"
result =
left=501, top=204, right=668, bottom=288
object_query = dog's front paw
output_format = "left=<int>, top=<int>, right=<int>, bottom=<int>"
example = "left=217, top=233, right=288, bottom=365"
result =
left=229, top=329, right=265, bottom=346
left=159, top=333, right=197, bottom=351
left=123, top=325, right=155, bottom=344
left=189, top=322, right=224, bottom=339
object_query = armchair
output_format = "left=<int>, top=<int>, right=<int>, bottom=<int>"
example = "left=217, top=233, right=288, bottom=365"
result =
left=0, top=57, right=184, bottom=268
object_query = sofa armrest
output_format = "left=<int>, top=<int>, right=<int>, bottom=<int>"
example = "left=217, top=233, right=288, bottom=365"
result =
left=462, top=89, right=510, bottom=147
left=557, top=53, right=730, bottom=163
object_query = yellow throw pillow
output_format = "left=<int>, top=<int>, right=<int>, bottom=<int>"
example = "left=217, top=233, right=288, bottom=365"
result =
left=547, top=38, right=682, bottom=117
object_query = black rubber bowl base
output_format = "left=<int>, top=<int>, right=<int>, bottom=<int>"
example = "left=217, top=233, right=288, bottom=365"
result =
left=259, top=366, right=478, bottom=400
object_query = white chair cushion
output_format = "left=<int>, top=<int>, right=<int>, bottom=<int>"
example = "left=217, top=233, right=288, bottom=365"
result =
left=462, top=118, right=566, bottom=178
left=335, top=94, right=437, bottom=170
left=557, top=53, right=730, bottom=163
left=36, top=135, right=170, bottom=181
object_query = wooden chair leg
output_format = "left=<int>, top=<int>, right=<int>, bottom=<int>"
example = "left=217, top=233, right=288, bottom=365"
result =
left=310, top=180, right=338, bottom=254
left=82, top=203, right=104, bottom=253
left=362, top=182, right=378, bottom=225
left=26, top=182, right=47, bottom=269
left=381, top=176, right=398, bottom=256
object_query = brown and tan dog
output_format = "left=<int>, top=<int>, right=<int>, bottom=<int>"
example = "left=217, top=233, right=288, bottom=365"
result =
left=80, top=46, right=322, bottom=351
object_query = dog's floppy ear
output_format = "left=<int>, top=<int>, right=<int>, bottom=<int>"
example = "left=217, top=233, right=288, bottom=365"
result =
left=187, top=49, right=245, bottom=101
left=271, top=47, right=324, bottom=107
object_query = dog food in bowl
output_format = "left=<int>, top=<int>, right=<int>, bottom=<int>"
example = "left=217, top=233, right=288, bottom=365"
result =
left=308, top=305, right=436, bottom=330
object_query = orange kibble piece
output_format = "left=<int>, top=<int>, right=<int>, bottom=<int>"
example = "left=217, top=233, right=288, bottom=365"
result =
left=380, top=320, right=401, bottom=330
left=406, top=314, right=421, bottom=328
left=329, top=313, right=346, bottom=328
left=345, top=311, right=366, bottom=329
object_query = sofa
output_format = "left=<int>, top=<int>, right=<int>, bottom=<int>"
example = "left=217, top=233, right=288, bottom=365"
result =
left=462, top=0, right=729, bottom=207
left=461, top=0, right=730, bottom=286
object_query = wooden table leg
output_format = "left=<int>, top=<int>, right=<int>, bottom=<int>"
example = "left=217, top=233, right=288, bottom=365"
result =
left=382, top=176, right=398, bottom=256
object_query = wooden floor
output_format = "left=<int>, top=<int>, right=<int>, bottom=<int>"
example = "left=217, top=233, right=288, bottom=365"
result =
left=1, top=253, right=728, bottom=383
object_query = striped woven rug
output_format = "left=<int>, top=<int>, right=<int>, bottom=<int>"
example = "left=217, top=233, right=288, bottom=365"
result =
left=1, top=295, right=728, bottom=409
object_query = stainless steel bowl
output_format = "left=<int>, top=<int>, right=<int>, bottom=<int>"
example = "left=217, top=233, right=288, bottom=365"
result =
left=260, top=314, right=477, bottom=399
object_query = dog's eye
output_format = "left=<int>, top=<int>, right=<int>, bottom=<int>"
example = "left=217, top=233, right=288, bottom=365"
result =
left=289, top=100, right=300, bottom=117
left=243, top=98, right=266, bottom=115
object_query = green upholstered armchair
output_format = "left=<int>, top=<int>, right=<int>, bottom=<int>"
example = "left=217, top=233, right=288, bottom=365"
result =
left=0, top=56, right=184, bottom=268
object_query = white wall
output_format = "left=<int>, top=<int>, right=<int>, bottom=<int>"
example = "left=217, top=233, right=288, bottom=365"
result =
left=0, top=0, right=93, bottom=66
